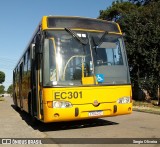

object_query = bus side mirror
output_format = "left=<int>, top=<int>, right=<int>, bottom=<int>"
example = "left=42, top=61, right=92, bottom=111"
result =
left=35, top=42, right=42, bottom=54
left=30, top=43, right=35, bottom=59
left=34, top=34, right=43, bottom=54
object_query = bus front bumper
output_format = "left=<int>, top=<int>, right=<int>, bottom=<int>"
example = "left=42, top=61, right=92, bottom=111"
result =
left=43, top=102, right=132, bottom=123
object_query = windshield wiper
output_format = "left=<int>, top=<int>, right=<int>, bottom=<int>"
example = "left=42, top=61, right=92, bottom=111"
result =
left=65, top=28, right=88, bottom=45
left=93, top=31, right=108, bottom=47
left=92, top=31, right=108, bottom=56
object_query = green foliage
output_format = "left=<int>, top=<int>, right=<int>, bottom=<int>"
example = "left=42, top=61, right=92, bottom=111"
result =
left=7, top=84, right=13, bottom=95
left=99, top=1, right=137, bottom=21
left=98, top=0, right=160, bottom=99
left=0, top=71, right=5, bottom=84
left=0, top=85, right=5, bottom=94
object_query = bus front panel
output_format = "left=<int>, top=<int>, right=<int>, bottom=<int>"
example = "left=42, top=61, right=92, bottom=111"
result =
left=42, top=85, right=132, bottom=123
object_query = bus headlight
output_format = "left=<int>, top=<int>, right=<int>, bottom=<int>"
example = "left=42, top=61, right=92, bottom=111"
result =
left=117, top=96, right=130, bottom=104
left=47, top=101, right=72, bottom=108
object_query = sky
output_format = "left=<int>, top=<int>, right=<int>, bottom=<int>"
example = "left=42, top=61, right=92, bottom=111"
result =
left=0, top=0, right=114, bottom=90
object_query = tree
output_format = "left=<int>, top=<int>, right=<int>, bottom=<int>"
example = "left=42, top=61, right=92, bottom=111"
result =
left=7, top=84, right=13, bottom=95
left=122, top=1, right=160, bottom=101
left=0, top=85, right=5, bottom=94
left=0, top=71, right=5, bottom=84
left=98, top=1, right=137, bottom=21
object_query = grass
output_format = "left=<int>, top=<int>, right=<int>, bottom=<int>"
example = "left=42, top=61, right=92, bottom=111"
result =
left=133, top=100, right=160, bottom=115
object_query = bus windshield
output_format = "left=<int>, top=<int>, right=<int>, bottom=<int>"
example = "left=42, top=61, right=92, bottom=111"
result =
left=43, top=30, right=130, bottom=86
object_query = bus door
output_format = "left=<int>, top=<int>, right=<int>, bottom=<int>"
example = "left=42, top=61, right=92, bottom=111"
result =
left=31, top=41, right=43, bottom=120
left=31, top=44, right=38, bottom=117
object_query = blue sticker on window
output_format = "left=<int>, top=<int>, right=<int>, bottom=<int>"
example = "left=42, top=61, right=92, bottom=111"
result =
left=96, top=74, right=104, bottom=82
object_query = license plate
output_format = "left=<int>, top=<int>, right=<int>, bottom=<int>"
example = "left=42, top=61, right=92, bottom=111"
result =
left=89, top=111, right=103, bottom=116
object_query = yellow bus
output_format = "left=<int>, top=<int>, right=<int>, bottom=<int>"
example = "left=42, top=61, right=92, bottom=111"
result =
left=13, top=16, right=132, bottom=123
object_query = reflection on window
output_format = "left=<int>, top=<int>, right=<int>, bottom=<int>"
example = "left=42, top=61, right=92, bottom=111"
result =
left=43, top=31, right=92, bottom=86
left=49, top=40, right=57, bottom=82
